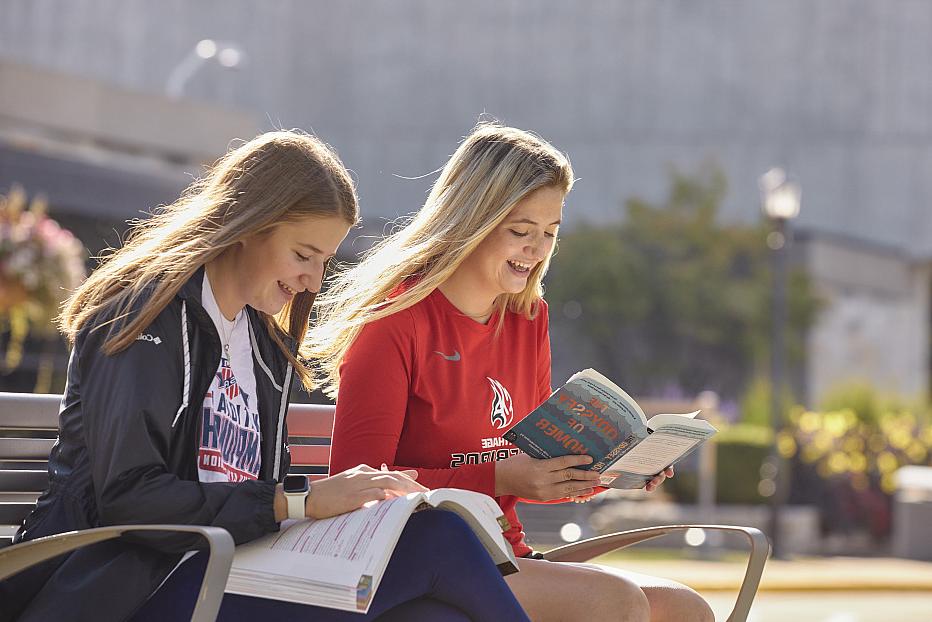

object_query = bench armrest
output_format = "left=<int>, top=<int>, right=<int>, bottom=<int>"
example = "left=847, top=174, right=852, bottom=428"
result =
left=0, top=524, right=234, bottom=622
left=542, top=524, right=769, bottom=622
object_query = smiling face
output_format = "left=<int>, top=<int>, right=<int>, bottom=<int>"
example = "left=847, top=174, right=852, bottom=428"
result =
left=450, top=185, right=564, bottom=312
left=229, top=214, right=351, bottom=317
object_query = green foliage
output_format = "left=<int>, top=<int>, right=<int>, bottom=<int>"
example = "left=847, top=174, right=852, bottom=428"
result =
left=739, top=376, right=796, bottom=426
left=664, top=423, right=772, bottom=505
left=781, top=404, right=932, bottom=537
left=546, top=163, right=820, bottom=399
left=786, top=406, right=932, bottom=495
left=816, top=381, right=924, bottom=427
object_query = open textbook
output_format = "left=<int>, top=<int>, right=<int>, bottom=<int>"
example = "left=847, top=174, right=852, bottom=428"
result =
left=224, top=488, right=517, bottom=613
left=503, top=369, right=717, bottom=489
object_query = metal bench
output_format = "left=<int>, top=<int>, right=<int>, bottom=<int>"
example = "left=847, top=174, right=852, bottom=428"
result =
left=0, top=391, right=769, bottom=622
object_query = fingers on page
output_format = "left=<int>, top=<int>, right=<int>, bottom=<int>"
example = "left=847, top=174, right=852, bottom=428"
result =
left=558, top=454, right=593, bottom=468
left=359, top=487, right=389, bottom=504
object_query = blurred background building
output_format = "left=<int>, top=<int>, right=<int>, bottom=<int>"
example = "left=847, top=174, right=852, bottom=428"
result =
left=1, top=0, right=930, bottom=405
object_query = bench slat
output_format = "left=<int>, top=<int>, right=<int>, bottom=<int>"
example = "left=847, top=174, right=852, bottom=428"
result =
left=0, top=493, right=38, bottom=525
left=286, top=404, right=335, bottom=437
left=289, top=445, right=331, bottom=468
left=0, top=392, right=62, bottom=430
left=0, top=470, right=48, bottom=492
left=0, top=439, right=57, bottom=461
left=1, top=524, right=18, bottom=548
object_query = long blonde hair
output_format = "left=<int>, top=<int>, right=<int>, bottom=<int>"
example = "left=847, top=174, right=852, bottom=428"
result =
left=309, top=122, right=573, bottom=397
left=60, top=130, right=358, bottom=389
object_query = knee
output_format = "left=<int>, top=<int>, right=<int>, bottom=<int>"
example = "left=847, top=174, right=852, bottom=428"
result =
left=649, top=586, right=714, bottom=622
left=403, top=509, right=483, bottom=559
left=593, top=573, right=650, bottom=622
left=407, top=509, right=472, bottom=542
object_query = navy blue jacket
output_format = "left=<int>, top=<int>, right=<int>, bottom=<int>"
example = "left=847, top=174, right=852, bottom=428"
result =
left=0, top=267, right=295, bottom=621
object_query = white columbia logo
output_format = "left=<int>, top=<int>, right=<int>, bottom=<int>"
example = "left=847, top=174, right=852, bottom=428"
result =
left=136, top=333, right=162, bottom=345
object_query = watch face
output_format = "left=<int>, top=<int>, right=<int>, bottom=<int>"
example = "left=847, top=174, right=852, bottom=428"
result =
left=283, top=475, right=309, bottom=494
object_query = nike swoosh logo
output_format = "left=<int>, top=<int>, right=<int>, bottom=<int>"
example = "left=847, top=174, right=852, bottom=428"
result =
left=435, top=350, right=461, bottom=361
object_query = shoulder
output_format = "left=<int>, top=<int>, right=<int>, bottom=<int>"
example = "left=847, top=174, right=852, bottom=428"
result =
left=77, top=285, right=185, bottom=357
left=359, top=303, right=419, bottom=343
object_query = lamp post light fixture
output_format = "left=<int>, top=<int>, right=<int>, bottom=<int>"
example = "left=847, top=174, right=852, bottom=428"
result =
left=165, top=39, right=244, bottom=99
left=758, top=167, right=801, bottom=559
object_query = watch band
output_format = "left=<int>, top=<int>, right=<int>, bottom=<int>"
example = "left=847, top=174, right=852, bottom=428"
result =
left=286, top=489, right=307, bottom=520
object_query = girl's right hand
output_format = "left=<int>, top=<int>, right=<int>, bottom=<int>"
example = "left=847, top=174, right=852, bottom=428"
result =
left=494, top=453, right=602, bottom=501
left=277, top=464, right=428, bottom=521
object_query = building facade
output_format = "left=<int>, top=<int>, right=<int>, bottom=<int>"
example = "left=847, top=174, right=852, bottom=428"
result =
left=2, top=0, right=930, bottom=403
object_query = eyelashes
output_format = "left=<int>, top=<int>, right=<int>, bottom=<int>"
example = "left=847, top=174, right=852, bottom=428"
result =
left=509, top=230, right=558, bottom=239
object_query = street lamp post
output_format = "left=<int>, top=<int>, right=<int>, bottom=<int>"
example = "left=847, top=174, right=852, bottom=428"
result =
left=758, top=168, right=801, bottom=559
left=165, top=39, right=244, bottom=99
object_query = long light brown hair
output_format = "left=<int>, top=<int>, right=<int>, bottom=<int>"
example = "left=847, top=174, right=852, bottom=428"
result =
left=309, top=122, right=573, bottom=397
left=60, top=130, right=358, bottom=389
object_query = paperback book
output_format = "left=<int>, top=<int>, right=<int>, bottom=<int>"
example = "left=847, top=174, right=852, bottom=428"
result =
left=503, top=369, right=717, bottom=488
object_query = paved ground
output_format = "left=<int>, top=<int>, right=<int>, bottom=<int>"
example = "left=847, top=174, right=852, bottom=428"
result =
left=596, top=556, right=932, bottom=621
left=704, top=591, right=932, bottom=622
left=600, top=556, right=932, bottom=592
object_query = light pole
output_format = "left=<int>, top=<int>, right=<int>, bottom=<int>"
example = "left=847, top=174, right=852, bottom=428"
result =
left=758, top=167, right=801, bottom=559
left=165, top=39, right=244, bottom=99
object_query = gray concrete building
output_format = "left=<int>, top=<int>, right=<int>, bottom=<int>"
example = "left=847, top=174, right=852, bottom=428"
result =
left=2, top=0, right=930, bottom=404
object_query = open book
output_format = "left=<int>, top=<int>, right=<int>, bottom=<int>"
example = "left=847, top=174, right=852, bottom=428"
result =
left=224, top=488, right=517, bottom=613
left=503, top=369, right=717, bottom=489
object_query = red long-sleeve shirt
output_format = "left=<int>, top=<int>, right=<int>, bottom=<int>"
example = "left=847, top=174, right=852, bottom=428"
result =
left=330, top=288, right=552, bottom=557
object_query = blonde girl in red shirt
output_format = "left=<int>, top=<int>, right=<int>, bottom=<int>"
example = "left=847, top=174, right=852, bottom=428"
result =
left=313, top=123, right=714, bottom=622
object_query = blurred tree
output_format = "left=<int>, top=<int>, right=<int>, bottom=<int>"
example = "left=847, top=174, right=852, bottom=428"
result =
left=546, top=164, right=820, bottom=403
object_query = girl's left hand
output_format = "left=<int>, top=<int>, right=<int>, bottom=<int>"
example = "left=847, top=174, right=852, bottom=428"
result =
left=570, top=466, right=675, bottom=502
left=645, top=466, right=675, bottom=492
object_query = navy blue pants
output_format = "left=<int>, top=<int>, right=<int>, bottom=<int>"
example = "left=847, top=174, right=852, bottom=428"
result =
left=132, top=510, right=529, bottom=621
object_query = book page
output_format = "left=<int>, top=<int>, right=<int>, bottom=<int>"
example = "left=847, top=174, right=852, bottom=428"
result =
left=646, top=411, right=704, bottom=430
left=601, top=422, right=716, bottom=488
left=226, top=494, right=421, bottom=612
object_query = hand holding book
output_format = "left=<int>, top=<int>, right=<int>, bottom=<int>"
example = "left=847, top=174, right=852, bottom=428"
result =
left=494, top=452, right=602, bottom=501
left=503, top=369, right=717, bottom=490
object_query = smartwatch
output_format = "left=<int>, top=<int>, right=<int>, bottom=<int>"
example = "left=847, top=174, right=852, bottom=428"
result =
left=283, top=475, right=310, bottom=520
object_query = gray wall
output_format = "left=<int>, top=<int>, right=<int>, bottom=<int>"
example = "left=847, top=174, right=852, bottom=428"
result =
left=3, top=0, right=931, bottom=256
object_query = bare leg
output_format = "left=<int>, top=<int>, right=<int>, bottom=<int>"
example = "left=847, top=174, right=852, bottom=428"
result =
left=504, top=558, right=713, bottom=622
left=505, top=557, right=650, bottom=622
left=577, top=563, right=714, bottom=622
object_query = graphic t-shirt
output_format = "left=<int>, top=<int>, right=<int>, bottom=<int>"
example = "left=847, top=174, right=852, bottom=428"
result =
left=330, top=287, right=552, bottom=557
left=197, top=273, right=262, bottom=482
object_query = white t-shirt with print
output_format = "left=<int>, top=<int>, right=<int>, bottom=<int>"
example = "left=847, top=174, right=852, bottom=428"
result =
left=197, top=273, right=262, bottom=483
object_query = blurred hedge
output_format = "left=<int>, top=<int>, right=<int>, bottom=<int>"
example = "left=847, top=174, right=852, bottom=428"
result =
left=664, top=389, right=932, bottom=540
left=665, top=423, right=772, bottom=505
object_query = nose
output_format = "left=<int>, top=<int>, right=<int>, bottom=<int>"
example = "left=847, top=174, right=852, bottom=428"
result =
left=300, top=259, right=326, bottom=293
left=526, top=233, right=553, bottom=260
